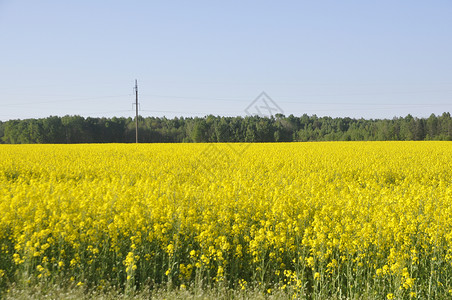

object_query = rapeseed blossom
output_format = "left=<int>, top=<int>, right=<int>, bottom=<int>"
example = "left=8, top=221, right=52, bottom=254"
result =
left=1, top=142, right=452, bottom=298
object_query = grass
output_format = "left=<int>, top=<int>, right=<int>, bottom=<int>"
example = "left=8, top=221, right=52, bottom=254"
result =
left=3, top=283, right=382, bottom=300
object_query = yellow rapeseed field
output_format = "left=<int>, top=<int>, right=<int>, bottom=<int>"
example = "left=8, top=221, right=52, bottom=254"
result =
left=1, top=142, right=452, bottom=298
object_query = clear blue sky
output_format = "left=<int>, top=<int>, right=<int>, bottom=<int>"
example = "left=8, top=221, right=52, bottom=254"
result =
left=1, top=1, right=451, bottom=121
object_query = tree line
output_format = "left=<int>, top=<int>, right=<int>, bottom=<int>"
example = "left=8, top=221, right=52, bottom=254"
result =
left=1, top=113, right=452, bottom=144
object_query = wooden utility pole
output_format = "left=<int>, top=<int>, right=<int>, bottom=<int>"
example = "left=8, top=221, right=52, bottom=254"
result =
left=134, top=79, right=139, bottom=143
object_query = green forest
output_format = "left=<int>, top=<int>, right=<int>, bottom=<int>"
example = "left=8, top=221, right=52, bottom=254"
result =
left=1, top=112, right=451, bottom=144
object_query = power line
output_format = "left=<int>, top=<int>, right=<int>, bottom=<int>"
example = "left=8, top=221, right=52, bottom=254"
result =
left=140, top=91, right=452, bottom=106
left=1, top=94, right=130, bottom=107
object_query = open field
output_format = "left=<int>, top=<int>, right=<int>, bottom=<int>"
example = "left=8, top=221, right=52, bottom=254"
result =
left=1, top=142, right=452, bottom=299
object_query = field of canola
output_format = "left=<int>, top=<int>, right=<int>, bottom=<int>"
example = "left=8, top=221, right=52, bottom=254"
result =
left=1, top=142, right=452, bottom=299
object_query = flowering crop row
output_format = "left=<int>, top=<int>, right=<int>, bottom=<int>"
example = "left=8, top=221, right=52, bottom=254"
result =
left=1, top=142, right=452, bottom=298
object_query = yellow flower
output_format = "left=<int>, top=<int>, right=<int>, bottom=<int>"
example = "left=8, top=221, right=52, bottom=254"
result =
left=2, top=142, right=452, bottom=296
